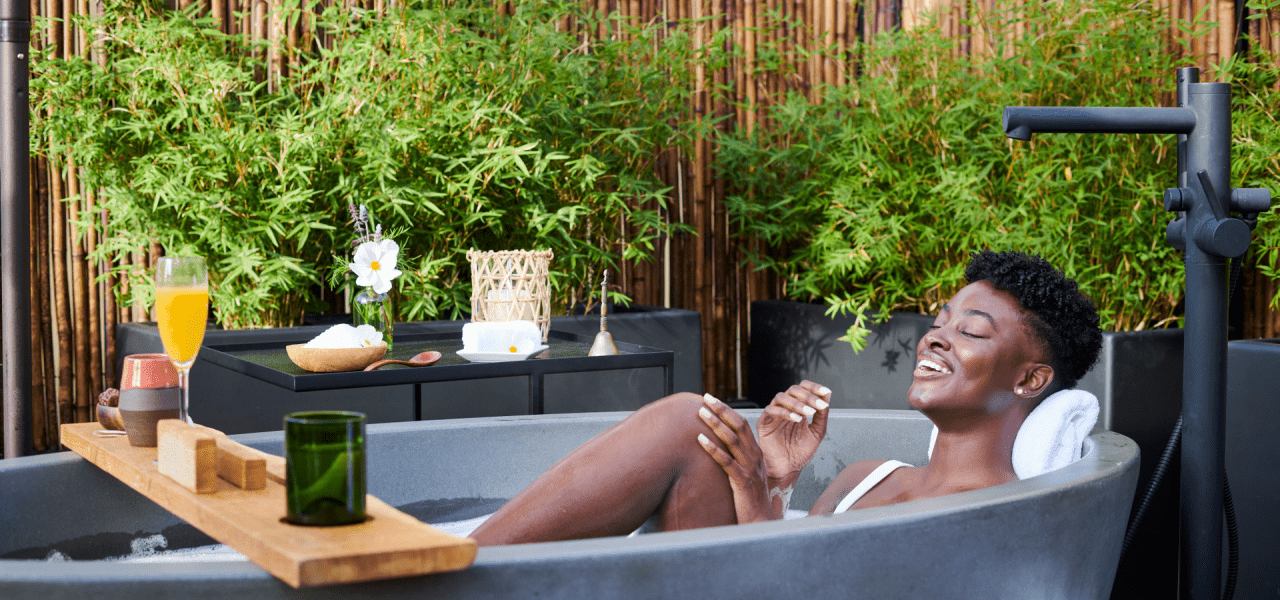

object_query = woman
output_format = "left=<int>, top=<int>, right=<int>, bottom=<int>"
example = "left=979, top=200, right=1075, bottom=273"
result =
left=470, top=250, right=1102, bottom=545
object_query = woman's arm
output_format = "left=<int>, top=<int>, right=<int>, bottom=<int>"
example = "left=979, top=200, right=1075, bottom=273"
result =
left=756, top=382, right=830, bottom=490
left=697, top=383, right=831, bottom=523
left=696, top=394, right=776, bottom=523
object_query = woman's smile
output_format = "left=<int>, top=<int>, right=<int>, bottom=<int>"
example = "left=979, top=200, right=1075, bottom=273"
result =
left=914, top=355, right=952, bottom=376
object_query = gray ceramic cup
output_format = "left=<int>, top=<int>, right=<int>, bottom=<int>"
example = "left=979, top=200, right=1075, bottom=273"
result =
left=118, top=387, right=180, bottom=446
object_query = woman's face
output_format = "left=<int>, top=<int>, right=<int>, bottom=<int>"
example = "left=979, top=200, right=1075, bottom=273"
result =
left=907, top=280, right=1049, bottom=415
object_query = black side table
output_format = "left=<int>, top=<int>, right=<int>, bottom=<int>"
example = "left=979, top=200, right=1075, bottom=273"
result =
left=200, top=330, right=675, bottom=418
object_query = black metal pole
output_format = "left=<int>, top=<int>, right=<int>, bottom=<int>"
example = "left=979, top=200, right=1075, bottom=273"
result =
left=1, top=0, right=31, bottom=459
left=1004, top=67, right=1270, bottom=599
left=1180, top=76, right=1232, bottom=600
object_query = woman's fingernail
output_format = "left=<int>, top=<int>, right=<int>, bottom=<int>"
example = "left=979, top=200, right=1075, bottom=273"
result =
left=818, top=386, right=832, bottom=397
left=699, top=407, right=713, bottom=420
left=703, top=393, right=720, bottom=405
left=698, top=433, right=711, bottom=446
left=788, top=412, right=804, bottom=423
left=814, top=400, right=829, bottom=410
left=800, top=405, right=817, bottom=417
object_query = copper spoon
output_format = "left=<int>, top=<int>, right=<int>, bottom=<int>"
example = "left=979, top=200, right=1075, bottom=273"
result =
left=363, top=350, right=443, bottom=371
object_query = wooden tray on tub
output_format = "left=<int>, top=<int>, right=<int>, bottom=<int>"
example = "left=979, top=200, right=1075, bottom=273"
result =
left=60, top=422, right=476, bottom=588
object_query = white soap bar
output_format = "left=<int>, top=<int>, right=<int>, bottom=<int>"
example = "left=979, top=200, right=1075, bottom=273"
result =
left=462, top=321, right=541, bottom=354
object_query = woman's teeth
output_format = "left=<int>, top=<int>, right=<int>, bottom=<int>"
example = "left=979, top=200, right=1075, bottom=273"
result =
left=917, top=359, right=951, bottom=374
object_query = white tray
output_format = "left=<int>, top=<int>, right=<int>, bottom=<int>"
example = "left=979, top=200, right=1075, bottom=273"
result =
left=456, top=345, right=549, bottom=363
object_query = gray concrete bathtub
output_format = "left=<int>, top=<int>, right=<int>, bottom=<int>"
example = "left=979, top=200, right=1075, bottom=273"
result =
left=0, top=409, right=1139, bottom=599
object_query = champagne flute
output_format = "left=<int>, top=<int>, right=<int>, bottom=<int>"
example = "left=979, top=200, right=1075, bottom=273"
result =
left=155, top=256, right=209, bottom=424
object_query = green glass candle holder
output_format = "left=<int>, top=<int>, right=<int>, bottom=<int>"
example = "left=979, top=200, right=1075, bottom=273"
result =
left=284, top=411, right=366, bottom=526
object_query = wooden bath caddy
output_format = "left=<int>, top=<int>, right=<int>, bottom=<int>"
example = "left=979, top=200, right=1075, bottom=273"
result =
left=60, top=422, right=477, bottom=588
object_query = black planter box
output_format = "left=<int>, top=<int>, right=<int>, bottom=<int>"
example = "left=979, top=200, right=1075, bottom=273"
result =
left=115, top=306, right=700, bottom=434
left=1223, top=338, right=1280, bottom=599
left=747, top=300, right=933, bottom=410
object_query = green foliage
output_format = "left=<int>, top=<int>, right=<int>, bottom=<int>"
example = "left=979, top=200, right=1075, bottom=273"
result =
left=33, top=0, right=693, bottom=328
left=721, top=0, right=1280, bottom=349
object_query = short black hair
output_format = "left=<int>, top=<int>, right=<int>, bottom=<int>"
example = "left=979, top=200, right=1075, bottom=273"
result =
left=964, top=250, right=1102, bottom=390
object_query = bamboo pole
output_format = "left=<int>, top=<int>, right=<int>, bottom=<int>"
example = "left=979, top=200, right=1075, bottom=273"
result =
left=86, top=188, right=103, bottom=403
left=821, top=0, right=833, bottom=87
left=61, top=0, right=72, bottom=55
left=68, top=159, right=91, bottom=423
left=1217, top=0, right=1232, bottom=78
left=805, top=0, right=816, bottom=101
left=103, top=209, right=117, bottom=389
left=76, top=0, right=88, bottom=54
left=253, top=0, right=266, bottom=82
left=35, top=156, right=56, bottom=440
left=29, top=159, right=46, bottom=452
left=50, top=158, right=74, bottom=424
left=829, top=0, right=839, bottom=86
left=44, top=0, right=59, bottom=59
left=269, top=0, right=283, bottom=93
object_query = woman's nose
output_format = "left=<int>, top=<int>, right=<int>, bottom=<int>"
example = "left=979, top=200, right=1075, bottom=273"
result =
left=923, top=327, right=950, bottom=351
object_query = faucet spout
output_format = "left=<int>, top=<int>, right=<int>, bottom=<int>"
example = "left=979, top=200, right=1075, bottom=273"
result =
left=1002, top=106, right=1196, bottom=139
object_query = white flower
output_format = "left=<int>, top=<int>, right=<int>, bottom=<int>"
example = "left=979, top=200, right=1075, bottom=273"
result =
left=353, top=324, right=384, bottom=347
left=349, top=239, right=402, bottom=294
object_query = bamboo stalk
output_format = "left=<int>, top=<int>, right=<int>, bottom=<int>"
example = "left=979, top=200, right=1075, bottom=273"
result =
left=29, top=158, right=47, bottom=452
left=253, top=0, right=266, bottom=82
left=68, top=158, right=92, bottom=423
left=87, top=188, right=103, bottom=404
left=61, top=0, right=72, bottom=55
left=1247, top=0, right=1259, bottom=51
left=269, top=0, right=283, bottom=92
left=829, top=0, right=839, bottom=86
left=130, top=251, right=144, bottom=322
left=821, top=0, right=833, bottom=88
left=104, top=208, right=117, bottom=389
left=36, top=156, right=56, bottom=440
left=44, top=0, right=60, bottom=59
left=1190, top=0, right=1202, bottom=66
left=212, top=0, right=225, bottom=33
left=50, top=157, right=74, bottom=424
left=1217, top=0, right=1232, bottom=78
left=805, top=0, right=816, bottom=102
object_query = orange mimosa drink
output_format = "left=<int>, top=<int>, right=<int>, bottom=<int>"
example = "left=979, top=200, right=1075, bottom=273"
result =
left=156, top=285, right=209, bottom=365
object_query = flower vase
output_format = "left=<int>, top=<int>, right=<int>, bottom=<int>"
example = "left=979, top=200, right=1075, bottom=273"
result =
left=353, top=287, right=394, bottom=351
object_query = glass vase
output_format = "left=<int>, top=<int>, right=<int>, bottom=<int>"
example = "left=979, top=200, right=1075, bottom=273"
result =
left=352, top=287, right=394, bottom=351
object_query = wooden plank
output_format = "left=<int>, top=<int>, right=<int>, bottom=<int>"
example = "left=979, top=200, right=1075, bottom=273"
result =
left=60, top=422, right=476, bottom=588
left=192, top=424, right=281, bottom=487
left=214, top=436, right=268, bottom=490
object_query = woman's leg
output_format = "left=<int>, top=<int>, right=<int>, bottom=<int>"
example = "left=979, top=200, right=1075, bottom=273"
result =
left=469, top=392, right=737, bottom=546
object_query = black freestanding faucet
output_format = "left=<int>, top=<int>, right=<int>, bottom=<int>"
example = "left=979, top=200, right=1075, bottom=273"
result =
left=1003, top=67, right=1272, bottom=600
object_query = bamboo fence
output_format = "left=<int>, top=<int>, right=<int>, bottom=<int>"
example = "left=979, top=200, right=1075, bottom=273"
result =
left=12, top=0, right=1280, bottom=453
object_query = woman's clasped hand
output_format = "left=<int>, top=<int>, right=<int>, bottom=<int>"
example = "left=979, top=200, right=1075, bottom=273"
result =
left=697, top=382, right=831, bottom=523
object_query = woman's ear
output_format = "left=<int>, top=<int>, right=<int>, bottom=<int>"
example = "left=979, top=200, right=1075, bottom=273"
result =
left=1017, top=364, right=1055, bottom=399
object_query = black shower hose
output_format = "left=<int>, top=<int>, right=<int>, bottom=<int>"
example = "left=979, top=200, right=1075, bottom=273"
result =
left=1117, top=256, right=1243, bottom=600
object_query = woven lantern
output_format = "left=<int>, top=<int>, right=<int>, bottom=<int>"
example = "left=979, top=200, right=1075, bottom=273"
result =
left=467, top=249, right=554, bottom=342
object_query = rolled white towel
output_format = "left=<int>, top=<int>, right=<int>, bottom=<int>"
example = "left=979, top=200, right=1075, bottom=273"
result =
left=928, top=389, right=1100, bottom=479
left=462, top=320, right=542, bottom=355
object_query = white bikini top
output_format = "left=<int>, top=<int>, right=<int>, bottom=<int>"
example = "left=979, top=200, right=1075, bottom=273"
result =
left=833, top=460, right=912, bottom=513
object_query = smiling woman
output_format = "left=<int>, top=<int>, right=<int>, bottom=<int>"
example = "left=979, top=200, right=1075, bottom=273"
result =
left=467, top=250, right=1104, bottom=545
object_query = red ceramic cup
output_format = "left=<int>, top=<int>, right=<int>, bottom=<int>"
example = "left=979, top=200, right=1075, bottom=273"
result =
left=118, top=354, right=180, bottom=447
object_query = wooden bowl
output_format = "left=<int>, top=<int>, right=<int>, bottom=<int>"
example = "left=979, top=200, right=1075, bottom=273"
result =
left=286, top=343, right=387, bottom=373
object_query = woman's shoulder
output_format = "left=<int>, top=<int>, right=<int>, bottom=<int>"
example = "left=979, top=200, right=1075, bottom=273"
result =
left=808, top=459, right=904, bottom=515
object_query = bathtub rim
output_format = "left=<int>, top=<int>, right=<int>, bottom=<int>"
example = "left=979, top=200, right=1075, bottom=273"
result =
left=0, top=408, right=1139, bottom=585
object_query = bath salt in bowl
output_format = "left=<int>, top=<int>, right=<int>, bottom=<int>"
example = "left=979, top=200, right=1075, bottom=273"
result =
left=459, top=321, right=547, bottom=362
left=286, top=324, right=388, bottom=372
